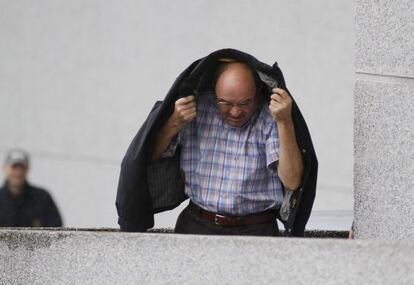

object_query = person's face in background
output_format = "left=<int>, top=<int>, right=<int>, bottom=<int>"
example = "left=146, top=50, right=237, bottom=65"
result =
left=214, top=62, right=257, bottom=128
left=4, top=163, right=28, bottom=189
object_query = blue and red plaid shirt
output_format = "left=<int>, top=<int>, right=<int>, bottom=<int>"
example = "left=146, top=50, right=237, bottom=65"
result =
left=162, top=90, right=283, bottom=215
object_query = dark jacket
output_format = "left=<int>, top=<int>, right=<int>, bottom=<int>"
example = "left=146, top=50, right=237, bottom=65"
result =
left=116, top=48, right=318, bottom=236
left=0, top=180, right=63, bottom=227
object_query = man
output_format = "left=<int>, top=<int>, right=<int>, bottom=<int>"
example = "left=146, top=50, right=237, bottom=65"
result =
left=0, top=149, right=62, bottom=227
left=151, top=61, right=303, bottom=236
left=116, top=48, right=318, bottom=236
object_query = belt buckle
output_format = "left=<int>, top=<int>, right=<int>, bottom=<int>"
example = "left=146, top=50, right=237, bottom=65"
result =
left=214, top=214, right=226, bottom=225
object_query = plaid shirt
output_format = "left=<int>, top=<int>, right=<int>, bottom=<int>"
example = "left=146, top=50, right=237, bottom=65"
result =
left=162, top=91, right=283, bottom=215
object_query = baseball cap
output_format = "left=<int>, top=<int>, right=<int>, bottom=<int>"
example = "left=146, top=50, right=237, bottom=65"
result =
left=4, top=149, right=30, bottom=167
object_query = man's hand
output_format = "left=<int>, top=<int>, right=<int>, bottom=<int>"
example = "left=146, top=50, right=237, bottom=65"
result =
left=151, top=95, right=196, bottom=161
left=269, top=88, right=292, bottom=123
left=170, top=95, right=197, bottom=129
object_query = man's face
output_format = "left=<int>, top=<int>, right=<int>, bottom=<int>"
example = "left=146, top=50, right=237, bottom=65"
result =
left=4, top=163, right=28, bottom=188
left=214, top=62, right=257, bottom=128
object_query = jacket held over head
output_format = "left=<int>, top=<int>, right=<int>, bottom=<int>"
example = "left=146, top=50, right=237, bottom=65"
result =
left=115, top=48, right=318, bottom=237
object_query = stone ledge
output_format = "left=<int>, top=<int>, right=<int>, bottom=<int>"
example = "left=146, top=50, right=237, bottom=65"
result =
left=0, top=227, right=349, bottom=238
left=1, top=229, right=413, bottom=284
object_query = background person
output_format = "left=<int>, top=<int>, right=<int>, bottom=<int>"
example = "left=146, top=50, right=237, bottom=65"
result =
left=0, top=149, right=63, bottom=227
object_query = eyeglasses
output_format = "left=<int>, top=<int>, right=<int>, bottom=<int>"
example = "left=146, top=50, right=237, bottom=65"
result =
left=215, top=98, right=256, bottom=110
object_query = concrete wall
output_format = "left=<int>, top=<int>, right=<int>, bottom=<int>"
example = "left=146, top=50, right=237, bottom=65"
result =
left=0, top=1, right=354, bottom=228
left=1, top=229, right=413, bottom=284
left=354, top=0, right=414, bottom=238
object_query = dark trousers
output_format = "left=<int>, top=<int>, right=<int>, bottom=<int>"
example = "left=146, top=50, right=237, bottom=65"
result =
left=174, top=202, right=280, bottom=237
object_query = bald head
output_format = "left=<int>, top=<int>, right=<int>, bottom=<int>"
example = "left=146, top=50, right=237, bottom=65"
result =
left=214, top=62, right=257, bottom=101
left=214, top=62, right=258, bottom=127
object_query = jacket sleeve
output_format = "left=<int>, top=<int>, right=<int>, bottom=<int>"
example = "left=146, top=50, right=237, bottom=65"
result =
left=115, top=101, right=164, bottom=232
left=270, top=62, right=318, bottom=237
left=289, top=101, right=318, bottom=237
left=115, top=58, right=204, bottom=232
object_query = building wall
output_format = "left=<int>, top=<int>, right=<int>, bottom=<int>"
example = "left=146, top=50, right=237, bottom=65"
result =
left=0, top=1, right=354, bottom=228
left=354, top=0, right=414, bottom=238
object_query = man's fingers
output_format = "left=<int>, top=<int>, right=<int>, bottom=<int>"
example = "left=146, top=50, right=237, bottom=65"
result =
left=269, top=88, right=293, bottom=123
left=269, top=97, right=283, bottom=107
left=176, top=101, right=196, bottom=111
left=176, top=96, right=196, bottom=113
left=269, top=104, right=281, bottom=112
left=181, top=108, right=196, bottom=116
left=270, top=93, right=283, bottom=102
left=176, top=95, right=195, bottom=105
left=182, top=110, right=196, bottom=121
left=179, top=107, right=196, bottom=118
left=186, top=112, right=197, bottom=120
left=171, top=95, right=196, bottom=127
left=183, top=95, right=195, bottom=102
left=272, top=87, right=285, bottom=94
left=272, top=88, right=289, bottom=98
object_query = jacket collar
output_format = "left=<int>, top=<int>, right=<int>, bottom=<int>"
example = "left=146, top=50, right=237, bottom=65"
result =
left=177, top=48, right=285, bottom=101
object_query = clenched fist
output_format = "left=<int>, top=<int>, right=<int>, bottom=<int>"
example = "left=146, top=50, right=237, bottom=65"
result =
left=170, top=95, right=197, bottom=129
left=269, top=88, right=292, bottom=123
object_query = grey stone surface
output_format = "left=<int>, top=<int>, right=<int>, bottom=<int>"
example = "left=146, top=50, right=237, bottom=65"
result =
left=354, top=80, right=414, bottom=239
left=0, top=227, right=350, bottom=238
left=1, top=229, right=414, bottom=285
left=355, top=0, right=414, bottom=76
left=355, top=0, right=414, bottom=239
